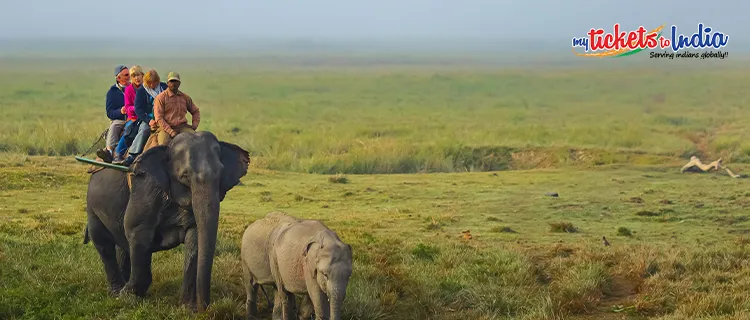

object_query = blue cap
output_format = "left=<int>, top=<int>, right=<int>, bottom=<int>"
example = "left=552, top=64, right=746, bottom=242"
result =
left=114, top=65, right=128, bottom=77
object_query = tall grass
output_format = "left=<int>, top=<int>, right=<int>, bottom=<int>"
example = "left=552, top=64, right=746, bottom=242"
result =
left=3, top=147, right=750, bottom=319
left=2, top=59, right=750, bottom=173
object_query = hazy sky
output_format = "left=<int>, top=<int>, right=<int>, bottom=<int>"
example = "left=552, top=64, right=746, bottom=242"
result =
left=0, top=1, right=743, bottom=42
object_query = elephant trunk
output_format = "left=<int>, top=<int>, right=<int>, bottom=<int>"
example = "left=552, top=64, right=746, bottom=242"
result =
left=192, top=182, right=220, bottom=312
left=328, top=282, right=346, bottom=320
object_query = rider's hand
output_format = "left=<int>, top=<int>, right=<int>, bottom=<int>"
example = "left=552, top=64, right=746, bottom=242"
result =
left=120, top=106, right=126, bottom=114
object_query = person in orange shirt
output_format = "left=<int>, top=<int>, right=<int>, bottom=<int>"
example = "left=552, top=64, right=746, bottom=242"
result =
left=153, top=72, right=200, bottom=146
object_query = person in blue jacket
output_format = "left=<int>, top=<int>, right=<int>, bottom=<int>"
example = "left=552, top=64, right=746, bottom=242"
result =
left=96, top=64, right=130, bottom=163
left=114, top=68, right=168, bottom=166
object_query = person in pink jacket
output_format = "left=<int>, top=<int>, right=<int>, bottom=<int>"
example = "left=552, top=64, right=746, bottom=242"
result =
left=114, top=65, right=144, bottom=162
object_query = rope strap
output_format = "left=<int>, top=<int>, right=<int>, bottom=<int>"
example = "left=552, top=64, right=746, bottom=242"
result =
left=80, top=128, right=108, bottom=157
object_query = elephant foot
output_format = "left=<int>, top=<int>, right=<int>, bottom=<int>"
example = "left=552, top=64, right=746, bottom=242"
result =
left=180, top=298, right=197, bottom=313
left=108, top=285, right=124, bottom=297
left=107, top=280, right=126, bottom=296
left=247, top=314, right=263, bottom=320
left=119, top=285, right=134, bottom=297
left=272, top=304, right=282, bottom=320
left=120, top=282, right=148, bottom=298
left=116, top=287, right=140, bottom=303
left=185, top=303, right=198, bottom=314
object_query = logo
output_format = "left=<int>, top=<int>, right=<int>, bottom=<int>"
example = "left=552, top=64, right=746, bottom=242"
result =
left=571, top=23, right=729, bottom=59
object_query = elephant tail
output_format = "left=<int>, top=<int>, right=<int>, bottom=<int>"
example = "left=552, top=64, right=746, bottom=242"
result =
left=83, top=224, right=90, bottom=244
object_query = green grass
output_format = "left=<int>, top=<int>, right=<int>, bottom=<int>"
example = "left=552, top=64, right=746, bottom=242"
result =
left=3, top=156, right=750, bottom=319
left=3, top=56, right=750, bottom=319
left=3, top=58, right=750, bottom=173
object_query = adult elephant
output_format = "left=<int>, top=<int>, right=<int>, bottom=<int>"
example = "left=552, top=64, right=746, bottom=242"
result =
left=84, top=131, right=249, bottom=312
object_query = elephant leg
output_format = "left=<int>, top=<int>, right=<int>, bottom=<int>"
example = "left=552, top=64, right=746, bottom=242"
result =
left=123, top=225, right=156, bottom=296
left=272, top=287, right=296, bottom=320
left=181, top=227, right=198, bottom=309
left=246, top=283, right=258, bottom=320
left=116, top=246, right=131, bottom=282
left=262, top=285, right=275, bottom=311
left=87, top=215, right=126, bottom=295
left=298, top=295, right=314, bottom=320
left=270, top=247, right=295, bottom=320
left=243, top=262, right=258, bottom=319
left=284, top=291, right=297, bottom=320
left=272, top=289, right=284, bottom=320
left=247, top=284, right=261, bottom=320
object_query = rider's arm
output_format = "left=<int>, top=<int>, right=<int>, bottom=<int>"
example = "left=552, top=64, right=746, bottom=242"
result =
left=105, top=88, right=125, bottom=121
left=154, top=95, right=175, bottom=136
left=185, top=94, right=200, bottom=130
left=134, top=88, right=150, bottom=122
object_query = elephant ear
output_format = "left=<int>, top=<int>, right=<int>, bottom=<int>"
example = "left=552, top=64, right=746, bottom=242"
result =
left=302, top=241, right=315, bottom=258
left=302, top=233, right=324, bottom=258
left=218, top=141, right=250, bottom=201
left=130, top=145, right=171, bottom=192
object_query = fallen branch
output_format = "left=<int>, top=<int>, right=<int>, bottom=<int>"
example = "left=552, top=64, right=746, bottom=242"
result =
left=725, top=167, right=741, bottom=178
left=680, top=156, right=722, bottom=173
left=681, top=156, right=744, bottom=178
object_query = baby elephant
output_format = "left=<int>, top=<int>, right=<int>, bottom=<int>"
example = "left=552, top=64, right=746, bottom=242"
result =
left=241, top=212, right=353, bottom=320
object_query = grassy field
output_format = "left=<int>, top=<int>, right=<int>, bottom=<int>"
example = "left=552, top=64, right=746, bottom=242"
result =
left=2, top=55, right=750, bottom=319
left=3, top=57, right=750, bottom=173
